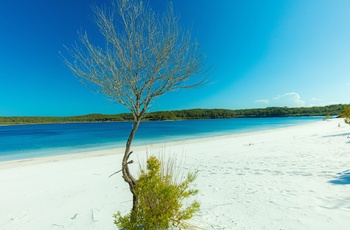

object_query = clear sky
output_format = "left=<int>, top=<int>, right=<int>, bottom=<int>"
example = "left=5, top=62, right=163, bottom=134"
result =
left=1, top=0, right=350, bottom=116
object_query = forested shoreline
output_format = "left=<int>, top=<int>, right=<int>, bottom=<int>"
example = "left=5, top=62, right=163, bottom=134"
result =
left=0, top=104, right=347, bottom=125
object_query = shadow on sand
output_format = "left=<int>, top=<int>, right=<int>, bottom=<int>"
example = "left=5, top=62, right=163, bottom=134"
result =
left=329, top=170, right=350, bottom=185
left=322, top=132, right=350, bottom=144
left=322, top=133, right=350, bottom=138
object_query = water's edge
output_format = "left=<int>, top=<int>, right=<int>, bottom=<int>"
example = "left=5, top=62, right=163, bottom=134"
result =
left=0, top=117, right=321, bottom=162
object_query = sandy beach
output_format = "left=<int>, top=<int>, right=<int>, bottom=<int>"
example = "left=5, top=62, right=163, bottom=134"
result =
left=0, top=118, right=349, bottom=229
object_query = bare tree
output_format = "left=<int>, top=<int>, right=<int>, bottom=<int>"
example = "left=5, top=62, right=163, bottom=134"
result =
left=62, top=0, right=208, bottom=210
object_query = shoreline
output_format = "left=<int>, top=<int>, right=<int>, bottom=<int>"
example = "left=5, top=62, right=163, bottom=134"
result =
left=0, top=119, right=321, bottom=169
left=0, top=117, right=322, bottom=164
left=1, top=118, right=349, bottom=229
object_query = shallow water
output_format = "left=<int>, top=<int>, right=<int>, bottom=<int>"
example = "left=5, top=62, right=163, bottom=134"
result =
left=0, top=117, right=320, bottom=161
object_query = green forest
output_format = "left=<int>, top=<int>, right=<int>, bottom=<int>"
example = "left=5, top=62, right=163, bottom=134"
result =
left=0, top=104, right=347, bottom=125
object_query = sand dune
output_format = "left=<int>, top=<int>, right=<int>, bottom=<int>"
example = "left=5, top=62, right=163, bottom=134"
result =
left=0, top=118, right=349, bottom=229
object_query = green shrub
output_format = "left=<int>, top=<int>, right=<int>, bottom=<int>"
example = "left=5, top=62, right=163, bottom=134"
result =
left=114, top=156, right=200, bottom=229
left=341, top=106, right=350, bottom=124
left=323, top=114, right=331, bottom=120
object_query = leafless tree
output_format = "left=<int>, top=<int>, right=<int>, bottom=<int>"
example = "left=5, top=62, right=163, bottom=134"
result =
left=62, top=0, right=208, bottom=210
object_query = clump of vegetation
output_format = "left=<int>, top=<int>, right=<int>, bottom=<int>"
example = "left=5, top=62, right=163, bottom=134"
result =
left=341, top=106, right=350, bottom=124
left=323, top=114, right=332, bottom=120
left=114, top=156, right=200, bottom=230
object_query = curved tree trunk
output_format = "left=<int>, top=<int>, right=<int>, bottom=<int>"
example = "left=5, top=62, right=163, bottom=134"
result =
left=122, top=119, right=140, bottom=211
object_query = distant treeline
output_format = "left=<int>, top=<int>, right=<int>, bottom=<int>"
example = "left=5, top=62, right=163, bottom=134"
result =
left=0, top=114, right=129, bottom=125
left=145, top=104, right=347, bottom=120
left=0, top=104, right=347, bottom=125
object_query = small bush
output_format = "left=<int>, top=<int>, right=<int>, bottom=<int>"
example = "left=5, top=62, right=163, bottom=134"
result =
left=114, top=156, right=200, bottom=229
left=323, top=114, right=331, bottom=120
left=341, top=106, right=350, bottom=124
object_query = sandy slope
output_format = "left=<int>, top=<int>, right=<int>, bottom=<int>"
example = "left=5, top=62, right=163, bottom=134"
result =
left=0, top=118, right=349, bottom=229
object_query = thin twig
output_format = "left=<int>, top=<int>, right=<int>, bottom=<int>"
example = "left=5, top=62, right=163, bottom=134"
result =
left=71, top=213, right=77, bottom=220
left=108, top=160, right=134, bottom=178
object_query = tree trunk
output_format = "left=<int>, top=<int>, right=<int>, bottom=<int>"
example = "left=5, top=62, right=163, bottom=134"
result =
left=122, top=119, right=140, bottom=211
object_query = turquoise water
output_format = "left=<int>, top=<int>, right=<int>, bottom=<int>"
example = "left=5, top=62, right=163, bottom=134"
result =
left=0, top=117, right=321, bottom=161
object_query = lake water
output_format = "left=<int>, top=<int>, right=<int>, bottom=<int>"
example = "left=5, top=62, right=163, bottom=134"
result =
left=0, top=117, right=321, bottom=161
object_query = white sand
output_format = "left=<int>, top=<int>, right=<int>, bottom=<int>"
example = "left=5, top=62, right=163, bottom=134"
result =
left=0, top=118, right=349, bottom=230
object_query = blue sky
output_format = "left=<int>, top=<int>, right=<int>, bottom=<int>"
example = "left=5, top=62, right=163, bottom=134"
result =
left=1, top=0, right=350, bottom=116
